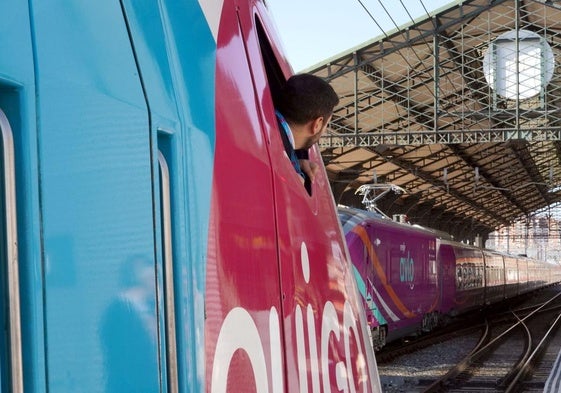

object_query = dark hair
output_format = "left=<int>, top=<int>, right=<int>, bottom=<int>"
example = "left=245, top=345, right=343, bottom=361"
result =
left=277, top=73, right=339, bottom=125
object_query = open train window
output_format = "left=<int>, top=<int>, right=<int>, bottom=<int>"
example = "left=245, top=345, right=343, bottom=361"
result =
left=255, top=18, right=313, bottom=196
left=255, top=19, right=285, bottom=110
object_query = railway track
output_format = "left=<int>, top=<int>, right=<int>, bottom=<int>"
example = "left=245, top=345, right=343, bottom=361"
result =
left=377, top=287, right=561, bottom=392
left=376, top=320, right=484, bottom=364
left=422, top=291, right=561, bottom=392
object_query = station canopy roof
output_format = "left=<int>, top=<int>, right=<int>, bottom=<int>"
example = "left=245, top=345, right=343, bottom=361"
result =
left=310, top=0, right=561, bottom=242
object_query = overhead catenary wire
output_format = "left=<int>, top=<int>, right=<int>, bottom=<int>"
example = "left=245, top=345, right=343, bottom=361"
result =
left=355, top=0, right=438, bottom=101
left=417, top=0, right=432, bottom=16
left=355, top=0, right=440, bottom=148
left=355, top=0, right=470, bottom=198
left=355, top=0, right=473, bottom=121
left=381, top=0, right=465, bottom=109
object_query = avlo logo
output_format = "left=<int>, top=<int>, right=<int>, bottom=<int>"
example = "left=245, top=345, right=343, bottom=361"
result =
left=399, top=251, right=414, bottom=286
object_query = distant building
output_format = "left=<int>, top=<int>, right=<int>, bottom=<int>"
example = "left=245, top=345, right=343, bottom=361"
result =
left=486, top=209, right=561, bottom=264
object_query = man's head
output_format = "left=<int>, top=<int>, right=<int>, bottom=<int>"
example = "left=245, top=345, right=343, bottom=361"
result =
left=277, top=73, right=339, bottom=149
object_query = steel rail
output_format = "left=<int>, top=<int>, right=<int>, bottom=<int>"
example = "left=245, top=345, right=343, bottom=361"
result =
left=505, top=311, right=561, bottom=392
left=422, top=291, right=561, bottom=392
left=499, top=312, right=532, bottom=389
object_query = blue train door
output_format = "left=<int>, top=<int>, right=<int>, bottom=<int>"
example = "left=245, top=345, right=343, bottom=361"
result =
left=1, top=109, right=21, bottom=393
left=31, top=2, right=166, bottom=391
left=1, top=2, right=35, bottom=390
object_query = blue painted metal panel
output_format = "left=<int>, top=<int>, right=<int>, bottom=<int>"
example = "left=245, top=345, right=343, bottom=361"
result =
left=151, top=3, right=216, bottom=391
left=119, top=1, right=216, bottom=391
left=30, top=1, right=158, bottom=391
left=0, top=1, right=44, bottom=392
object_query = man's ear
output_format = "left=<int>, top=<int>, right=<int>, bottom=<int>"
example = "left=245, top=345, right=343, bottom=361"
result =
left=311, top=116, right=324, bottom=135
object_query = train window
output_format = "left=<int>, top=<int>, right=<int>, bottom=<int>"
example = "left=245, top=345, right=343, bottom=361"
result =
left=255, top=19, right=285, bottom=110
left=477, top=266, right=483, bottom=286
left=466, top=265, right=472, bottom=288
left=255, top=19, right=314, bottom=195
left=428, top=258, right=437, bottom=285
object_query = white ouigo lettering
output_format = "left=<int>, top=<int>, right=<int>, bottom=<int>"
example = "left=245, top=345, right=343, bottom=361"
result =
left=211, top=242, right=378, bottom=393
left=296, top=302, right=322, bottom=393
left=295, top=304, right=308, bottom=393
left=270, top=307, right=283, bottom=393
left=336, top=362, right=349, bottom=393
left=211, top=307, right=269, bottom=393
left=321, top=301, right=340, bottom=393
left=301, top=241, right=310, bottom=283
left=307, top=304, right=321, bottom=393
left=344, top=301, right=361, bottom=393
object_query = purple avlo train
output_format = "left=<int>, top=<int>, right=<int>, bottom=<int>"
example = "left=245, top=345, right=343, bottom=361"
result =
left=339, top=204, right=561, bottom=350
